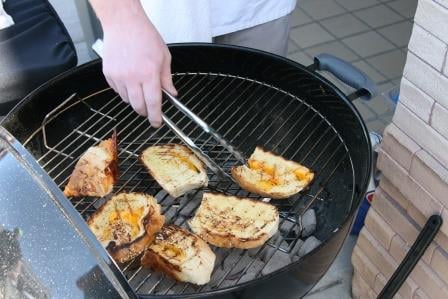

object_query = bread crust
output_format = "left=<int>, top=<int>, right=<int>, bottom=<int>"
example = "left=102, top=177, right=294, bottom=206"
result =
left=141, top=225, right=215, bottom=285
left=231, top=146, right=314, bottom=199
left=189, top=192, right=279, bottom=249
left=64, top=131, right=118, bottom=197
left=231, top=168, right=290, bottom=199
left=87, top=192, right=164, bottom=264
left=141, top=247, right=182, bottom=279
left=196, top=226, right=274, bottom=249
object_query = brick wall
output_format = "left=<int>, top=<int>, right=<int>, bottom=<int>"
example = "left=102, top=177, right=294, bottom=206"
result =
left=351, top=0, right=448, bottom=298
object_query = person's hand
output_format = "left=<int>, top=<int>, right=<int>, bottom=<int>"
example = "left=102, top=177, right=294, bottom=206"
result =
left=93, top=0, right=177, bottom=127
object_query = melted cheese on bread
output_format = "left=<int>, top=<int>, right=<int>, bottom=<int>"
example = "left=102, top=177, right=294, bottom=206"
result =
left=140, top=144, right=208, bottom=198
left=231, top=147, right=314, bottom=199
left=141, top=225, right=215, bottom=285
left=88, top=192, right=164, bottom=263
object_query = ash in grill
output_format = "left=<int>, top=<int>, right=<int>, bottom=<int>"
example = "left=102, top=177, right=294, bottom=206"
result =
left=25, top=72, right=355, bottom=297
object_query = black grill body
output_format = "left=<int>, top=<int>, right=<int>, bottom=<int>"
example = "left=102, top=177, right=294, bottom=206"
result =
left=1, top=44, right=371, bottom=298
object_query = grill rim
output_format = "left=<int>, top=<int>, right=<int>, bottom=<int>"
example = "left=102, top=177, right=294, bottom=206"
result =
left=1, top=43, right=372, bottom=299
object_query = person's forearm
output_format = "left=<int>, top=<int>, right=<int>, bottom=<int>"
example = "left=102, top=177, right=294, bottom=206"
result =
left=89, top=0, right=147, bottom=30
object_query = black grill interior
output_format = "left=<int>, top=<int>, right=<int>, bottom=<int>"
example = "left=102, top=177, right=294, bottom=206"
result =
left=29, top=72, right=355, bottom=296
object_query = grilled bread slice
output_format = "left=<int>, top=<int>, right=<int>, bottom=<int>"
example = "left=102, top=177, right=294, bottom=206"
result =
left=64, top=132, right=118, bottom=197
left=141, top=225, right=216, bottom=285
left=140, top=144, right=208, bottom=198
left=231, top=147, right=314, bottom=199
left=189, top=193, right=279, bottom=249
left=87, top=192, right=165, bottom=263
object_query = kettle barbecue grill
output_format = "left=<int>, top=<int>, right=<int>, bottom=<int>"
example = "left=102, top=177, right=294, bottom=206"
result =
left=0, top=44, right=375, bottom=298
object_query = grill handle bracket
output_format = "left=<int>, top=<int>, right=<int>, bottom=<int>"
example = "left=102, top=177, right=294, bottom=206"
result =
left=313, top=53, right=378, bottom=101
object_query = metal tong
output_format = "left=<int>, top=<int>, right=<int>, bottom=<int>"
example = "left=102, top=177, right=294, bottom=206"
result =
left=90, top=45, right=245, bottom=181
left=161, top=90, right=247, bottom=182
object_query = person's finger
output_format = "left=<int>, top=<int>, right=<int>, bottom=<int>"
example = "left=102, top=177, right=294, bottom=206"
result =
left=161, top=52, right=177, bottom=96
left=143, top=80, right=162, bottom=127
left=105, top=75, right=119, bottom=94
left=127, top=84, right=147, bottom=116
left=116, top=83, right=130, bottom=104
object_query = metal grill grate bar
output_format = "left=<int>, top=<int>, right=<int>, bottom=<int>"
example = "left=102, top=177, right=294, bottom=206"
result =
left=153, top=108, right=350, bottom=294
left=72, top=75, right=233, bottom=213
left=31, top=72, right=355, bottom=297
left=44, top=74, right=200, bottom=178
left=197, top=137, right=348, bottom=292
left=38, top=89, right=120, bottom=163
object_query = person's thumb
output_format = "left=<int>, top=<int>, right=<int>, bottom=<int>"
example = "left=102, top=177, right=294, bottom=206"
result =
left=161, top=53, right=177, bottom=96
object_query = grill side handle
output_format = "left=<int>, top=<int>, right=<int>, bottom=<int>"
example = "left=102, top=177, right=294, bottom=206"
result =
left=312, top=53, right=378, bottom=101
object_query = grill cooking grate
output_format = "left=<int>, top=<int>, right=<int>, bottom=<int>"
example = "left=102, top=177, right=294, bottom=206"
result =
left=27, top=72, right=355, bottom=296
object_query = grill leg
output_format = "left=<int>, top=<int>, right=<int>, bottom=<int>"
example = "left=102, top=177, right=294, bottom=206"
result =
left=378, top=215, right=443, bottom=299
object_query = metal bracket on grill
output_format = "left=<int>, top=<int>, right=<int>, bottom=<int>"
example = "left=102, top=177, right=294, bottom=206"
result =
left=40, top=89, right=119, bottom=159
left=41, top=93, right=79, bottom=159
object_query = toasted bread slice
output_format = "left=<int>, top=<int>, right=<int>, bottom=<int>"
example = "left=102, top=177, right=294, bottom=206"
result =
left=231, top=147, right=314, bottom=199
left=64, top=132, right=118, bottom=197
left=189, top=192, right=279, bottom=249
left=140, top=144, right=208, bottom=198
left=87, top=192, right=165, bottom=263
left=141, top=225, right=215, bottom=285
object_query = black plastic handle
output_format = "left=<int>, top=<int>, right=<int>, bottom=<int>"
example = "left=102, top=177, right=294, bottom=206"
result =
left=378, top=214, right=443, bottom=299
left=314, top=54, right=378, bottom=101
